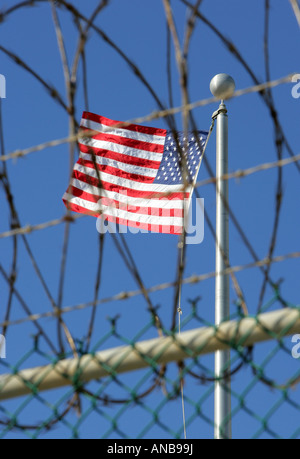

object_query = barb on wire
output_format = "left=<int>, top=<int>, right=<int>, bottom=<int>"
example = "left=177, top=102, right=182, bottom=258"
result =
left=0, top=152, right=300, bottom=242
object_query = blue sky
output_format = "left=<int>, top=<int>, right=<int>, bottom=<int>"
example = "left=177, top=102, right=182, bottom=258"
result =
left=0, top=0, right=299, bottom=439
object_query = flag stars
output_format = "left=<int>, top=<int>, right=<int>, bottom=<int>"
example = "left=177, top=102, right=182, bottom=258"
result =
left=154, top=130, right=207, bottom=185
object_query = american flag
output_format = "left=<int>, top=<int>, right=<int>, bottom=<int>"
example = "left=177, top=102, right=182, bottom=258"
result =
left=63, top=112, right=208, bottom=234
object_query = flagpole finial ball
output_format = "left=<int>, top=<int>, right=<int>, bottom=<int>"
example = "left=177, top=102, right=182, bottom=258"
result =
left=210, top=74, right=235, bottom=100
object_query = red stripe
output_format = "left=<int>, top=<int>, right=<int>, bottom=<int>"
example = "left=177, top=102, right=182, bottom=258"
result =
left=63, top=199, right=182, bottom=234
left=69, top=186, right=184, bottom=218
left=100, top=214, right=183, bottom=235
left=77, top=158, right=155, bottom=183
left=82, top=112, right=167, bottom=137
left=79, top=143, right=161, bottom=169
left=81, top=127, right=165, bottom=153
left=73, top=170, right=189, bottom=200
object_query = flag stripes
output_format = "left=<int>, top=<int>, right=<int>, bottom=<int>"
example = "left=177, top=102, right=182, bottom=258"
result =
left=63, top=112, right=207, bottom=234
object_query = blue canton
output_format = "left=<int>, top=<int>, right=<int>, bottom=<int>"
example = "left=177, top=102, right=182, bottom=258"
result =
left=153, top=131, right=208, bottom=185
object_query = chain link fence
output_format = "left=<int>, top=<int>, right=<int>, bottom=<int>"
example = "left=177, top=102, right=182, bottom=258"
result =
left=0, top=293, right=299, bottom=439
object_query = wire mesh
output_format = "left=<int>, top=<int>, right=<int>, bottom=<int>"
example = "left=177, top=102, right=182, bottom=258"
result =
left=0, top=295, right=299, bottom=439
left=0, top=0, right=299, bottom=440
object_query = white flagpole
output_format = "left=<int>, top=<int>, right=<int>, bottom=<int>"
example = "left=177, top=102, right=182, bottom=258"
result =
left=210, top=74, right=235, bottom=440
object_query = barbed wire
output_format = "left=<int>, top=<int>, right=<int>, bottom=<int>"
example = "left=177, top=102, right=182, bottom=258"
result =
left=0, top=0, right=299, bottom=439
left=0, top=73, right=294, bottom=164
left=195, top=153, right=300, bottom=187
left=0, top=152, right=299, bottom=241
left=290, top=0, right=300, bottom=27
left=0, top=213, right=84, bottom=240
left=0, top=249, right=298, bottom=330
